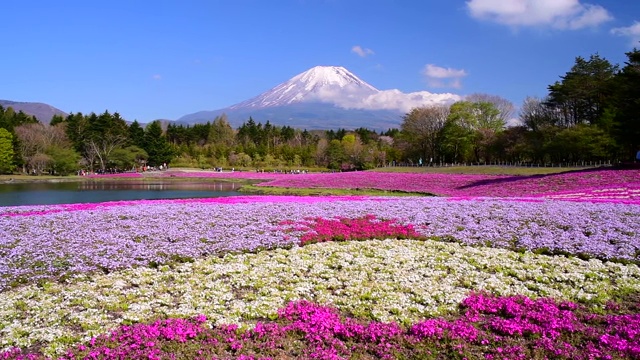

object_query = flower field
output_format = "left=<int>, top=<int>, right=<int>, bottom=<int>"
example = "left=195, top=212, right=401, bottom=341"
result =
left=2, top=168, right=640, bottom=359
left=148, top=167, right=640, bottom=203
left=254, top=168, right=640, bottom=202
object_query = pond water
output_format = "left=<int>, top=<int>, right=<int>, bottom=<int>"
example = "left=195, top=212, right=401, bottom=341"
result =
left=0, top=180, right=244, bottom=206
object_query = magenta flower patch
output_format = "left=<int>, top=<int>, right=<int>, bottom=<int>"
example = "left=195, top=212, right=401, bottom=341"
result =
left=4, top=293, right=640, bottom=360
left=255, top=168, right=640, bottom=203
left=280, top=215, right=426, bottom=245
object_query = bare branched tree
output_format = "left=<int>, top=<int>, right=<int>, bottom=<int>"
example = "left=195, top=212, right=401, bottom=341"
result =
left=14, top=123, right=72, bottom=173
left=519, top=96, right=556, bottom=132
left=401, top=105, right=450, bottom=162
left=466, top=93, right=516, bottom=126
left=85, top=133, right=128, bottom=171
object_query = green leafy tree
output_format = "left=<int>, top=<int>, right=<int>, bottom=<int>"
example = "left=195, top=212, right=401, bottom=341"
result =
left=110, top=145, right=148, bottom=170
left=465, top=93, right=515, bottom=126
left=439, top=120, right=474, bottom=163
left=0, top=128, right=15, bottom=173
left=545, top=124, right=615, bottom=163
left=445, top=101, right=503, bottom=162
left=491, top=126, right=530, bottom=163
left=326, top=139, right=346, bottom=169
left=46, top=146, right=80, bottom=175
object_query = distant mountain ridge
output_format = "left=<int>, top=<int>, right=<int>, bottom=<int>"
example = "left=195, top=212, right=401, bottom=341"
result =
left=0, top=100, right=68, bottom=123
left=177, top=66, right=461, bottom=131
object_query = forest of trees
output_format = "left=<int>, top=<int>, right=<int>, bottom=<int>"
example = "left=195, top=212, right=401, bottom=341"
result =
left=0, top=48, right=638, bottom=175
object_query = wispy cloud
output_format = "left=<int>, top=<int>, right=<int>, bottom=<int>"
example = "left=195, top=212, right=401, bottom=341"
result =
left=351, top=45, right=374, bottom=57
left=422, top=64, right=468, bottom=89
left=611, top=21, right=640, bottom=46
left=152, top=74, right=162, bottom=80
left=466, top=0, right=612, bottom=30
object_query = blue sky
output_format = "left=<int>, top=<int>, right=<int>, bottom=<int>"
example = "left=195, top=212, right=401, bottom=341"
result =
left=2, top=0, right=639, bottom=124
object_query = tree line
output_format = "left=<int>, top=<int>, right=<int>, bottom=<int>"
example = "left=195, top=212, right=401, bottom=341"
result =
left=400, top=49, right=640, bottom=166
left=0, top=48, right=638, bottom=175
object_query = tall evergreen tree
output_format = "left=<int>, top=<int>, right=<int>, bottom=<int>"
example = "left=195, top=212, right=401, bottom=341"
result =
left=128, top=120, right=145, bottom=148
left=611, top=49, right=640, bottom=159
left=143, top=121, right=174, bottom=166
left=546, top=54, right=618, bottom=127
left=0, top=128, right=15, bottom=173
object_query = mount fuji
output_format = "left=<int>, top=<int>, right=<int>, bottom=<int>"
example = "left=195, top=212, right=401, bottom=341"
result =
left=177, top=66, right=461, bottom=131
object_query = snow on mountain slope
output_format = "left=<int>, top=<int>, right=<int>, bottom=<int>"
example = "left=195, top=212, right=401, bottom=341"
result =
left=229, top=66, right=379, bottom=109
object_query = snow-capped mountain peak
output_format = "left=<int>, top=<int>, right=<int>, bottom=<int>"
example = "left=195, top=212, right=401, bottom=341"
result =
left=229, top=66, right=379, bottom=109
left=292, top=66, right=378, bottom=92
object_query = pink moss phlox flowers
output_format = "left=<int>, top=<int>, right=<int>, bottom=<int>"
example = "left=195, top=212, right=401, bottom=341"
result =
left=251, top=168, right=640, bottom=203
left=277, top=300, right=403, bottom=359
left=451, top=292, right=640, bottom=359
left=1, top=195, right=375, bottom=217
left=3, top=294, right=640, bottom=359
left=78, top=168, right=640, bottom=204
left=535, top=182, right=640, bottom=205
left=280, top=215, right=425, bottom=245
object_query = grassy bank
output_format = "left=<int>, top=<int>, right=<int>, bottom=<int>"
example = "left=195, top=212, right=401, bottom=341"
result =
left=372, top=165, right=597, bottom=176
left=238, top=184, right=431, bottom=196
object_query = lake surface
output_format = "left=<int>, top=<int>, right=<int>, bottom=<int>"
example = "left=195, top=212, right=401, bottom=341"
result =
left=0, top=180, right=243, bottom=206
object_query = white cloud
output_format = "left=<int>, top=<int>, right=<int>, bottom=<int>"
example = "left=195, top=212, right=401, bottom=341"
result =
left=307, top=85, right=462, bottom=113
left=611, top=21, right=640, bottom=46
left=422, top=64, right=468, bottom=89
left=152, top=74, right=162, bottom=80
left=466, top=0, right=612, bottom=29
left=358, top=90, right=462, bottom=113
left=351, top=45, right=374, bottom=57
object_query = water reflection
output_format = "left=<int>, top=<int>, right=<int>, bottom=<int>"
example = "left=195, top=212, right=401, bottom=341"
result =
left=0, top=180, right=243, bottom=206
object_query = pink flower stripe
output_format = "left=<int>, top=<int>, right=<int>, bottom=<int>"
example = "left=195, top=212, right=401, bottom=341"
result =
left=260, top=169, right=640, bottom=201
left=152, top=168, right=640, bottom=204
left=534, top=182, right=640, bottom=204
left=3, top=293, right=639, bottom=360
left=0, top=195, right=375, bottom=217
